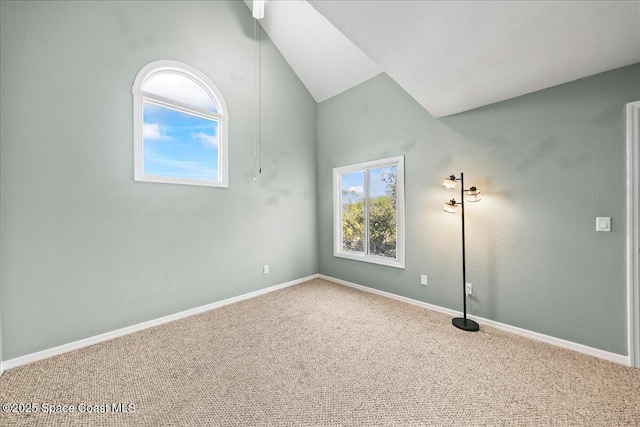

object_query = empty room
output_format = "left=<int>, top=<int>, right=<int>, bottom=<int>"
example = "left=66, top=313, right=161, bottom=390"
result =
left=1, top=0, right=639, bottom=425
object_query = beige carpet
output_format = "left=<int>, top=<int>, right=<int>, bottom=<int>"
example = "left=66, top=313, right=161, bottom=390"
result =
left=1, top=278, right=639, bottom=426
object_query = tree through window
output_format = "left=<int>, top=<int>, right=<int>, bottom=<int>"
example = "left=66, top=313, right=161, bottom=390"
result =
left=333, top=156, right=405, bottom=268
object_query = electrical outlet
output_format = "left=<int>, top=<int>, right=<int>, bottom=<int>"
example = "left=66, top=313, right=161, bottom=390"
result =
left=466, top=283, right=472, bottom=296
left=420, top=275, right=428, bottom=286
left=263, top=265, right=269, bottom=274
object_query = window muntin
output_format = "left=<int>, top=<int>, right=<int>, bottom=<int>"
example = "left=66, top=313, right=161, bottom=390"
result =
left=333, top=156, right=405, bottom=269
left=133, top=60, right=228, bottom=188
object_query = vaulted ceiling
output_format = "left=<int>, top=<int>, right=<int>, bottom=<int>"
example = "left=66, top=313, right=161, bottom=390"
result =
left=247, top=1, right=640, bottom=118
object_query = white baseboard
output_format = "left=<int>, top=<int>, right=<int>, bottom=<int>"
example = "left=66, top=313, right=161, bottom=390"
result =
left=2, top=274, right=320, bottom=371
left=3, top=272, right=629, bottom=372
left=319, top=274, right=630, bottom=367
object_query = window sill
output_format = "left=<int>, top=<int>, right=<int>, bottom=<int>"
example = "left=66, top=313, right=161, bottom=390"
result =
left=333, top=250, right=405, bottom=269
left=134, top=174, right=228, bottom=188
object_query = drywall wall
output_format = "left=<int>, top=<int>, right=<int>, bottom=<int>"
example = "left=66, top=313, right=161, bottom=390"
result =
left=317, top=64, right=640, bottom=355
left=0, top=1, right=317, bottom=360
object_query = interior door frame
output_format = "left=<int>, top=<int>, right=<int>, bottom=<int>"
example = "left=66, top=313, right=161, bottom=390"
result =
left=627, top=100, right=640, bottom=368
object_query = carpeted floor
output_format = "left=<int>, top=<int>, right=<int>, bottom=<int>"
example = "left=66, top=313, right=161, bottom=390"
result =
left=1, top=278, right=639, bottom=426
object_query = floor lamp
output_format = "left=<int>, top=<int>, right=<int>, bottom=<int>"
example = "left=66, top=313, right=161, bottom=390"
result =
left=443, top=173, right=481, bottom=332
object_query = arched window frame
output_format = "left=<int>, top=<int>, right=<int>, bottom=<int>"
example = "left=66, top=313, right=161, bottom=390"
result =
left=132, top=60, right=229, bottom=188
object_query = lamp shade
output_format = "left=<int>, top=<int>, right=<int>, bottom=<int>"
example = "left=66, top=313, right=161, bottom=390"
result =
left=443, top=199, right=458, bottom=213
left=467, top=186, right=481, bottom=202
left=442, top=175, right=457, bottom=189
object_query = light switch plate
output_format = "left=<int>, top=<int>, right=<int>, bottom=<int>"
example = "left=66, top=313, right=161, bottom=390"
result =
left=596, top=217, right=611, bottom=232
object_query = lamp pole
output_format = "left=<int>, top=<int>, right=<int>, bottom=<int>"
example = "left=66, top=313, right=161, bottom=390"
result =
left=452, top=172, right=480, bottom=332
left=461, top=173, right=468, bottom=319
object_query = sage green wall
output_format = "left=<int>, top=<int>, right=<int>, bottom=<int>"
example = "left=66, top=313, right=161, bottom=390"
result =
left=318, top=65, right=640, bottom=355
left=1, top=0, right=637, bottom=363
left=0, top=1, right=318, bottom=360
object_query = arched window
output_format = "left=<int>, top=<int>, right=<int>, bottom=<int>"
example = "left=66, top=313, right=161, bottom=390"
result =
left=132, top=60, right=228, bottom=187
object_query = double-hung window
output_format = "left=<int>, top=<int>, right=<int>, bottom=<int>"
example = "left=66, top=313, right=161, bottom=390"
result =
left=333, top=156, right=405, bottom=268
left=132, top=60, right=228, bottom=187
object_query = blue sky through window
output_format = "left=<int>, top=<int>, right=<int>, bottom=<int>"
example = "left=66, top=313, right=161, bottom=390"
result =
left=342, top=166, right=396, bottom=204
left=342, top=172, right=364, bottom=205
left=369, top=166, right=396, bottom=198
left=143, top=102, right=219, bottom=181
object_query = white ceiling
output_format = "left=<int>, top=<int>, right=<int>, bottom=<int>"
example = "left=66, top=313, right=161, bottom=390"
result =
left=245, top=0, right=381, bottom=103
left=249, top=1, right=640, bottom=117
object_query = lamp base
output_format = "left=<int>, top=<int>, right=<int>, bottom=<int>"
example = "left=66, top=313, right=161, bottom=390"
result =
left=452, top=317, right=479, bottom=332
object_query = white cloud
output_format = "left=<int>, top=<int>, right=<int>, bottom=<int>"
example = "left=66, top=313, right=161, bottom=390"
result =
left=347, top=186, right=364, bottom=194
left=143, top=123, right=172, bottom=141
left=193, top=131, right=218, bottom=148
